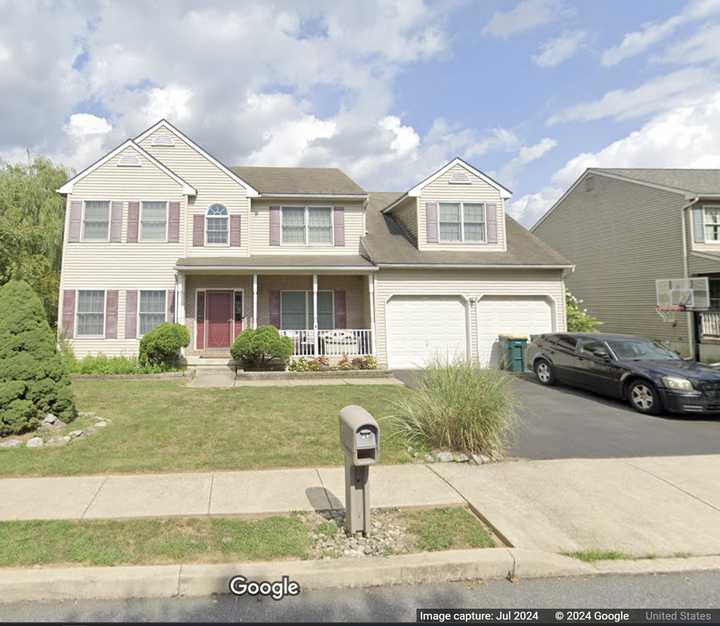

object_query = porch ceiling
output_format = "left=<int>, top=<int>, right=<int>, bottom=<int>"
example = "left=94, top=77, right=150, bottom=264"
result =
left=175, top=255, right=376, bottom=272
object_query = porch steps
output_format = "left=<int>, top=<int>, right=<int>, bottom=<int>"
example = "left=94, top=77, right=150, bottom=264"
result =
left=185, top=354, right=237, bottom=372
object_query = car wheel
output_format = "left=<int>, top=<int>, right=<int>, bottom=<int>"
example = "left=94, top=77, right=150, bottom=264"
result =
left=534, top=359, right=555, bottom=386
left=628, top=380, right=662, bottom=415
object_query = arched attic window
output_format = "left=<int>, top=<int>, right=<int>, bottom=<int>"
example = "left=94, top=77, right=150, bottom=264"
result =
left=206, top=204, right=228, bottom=244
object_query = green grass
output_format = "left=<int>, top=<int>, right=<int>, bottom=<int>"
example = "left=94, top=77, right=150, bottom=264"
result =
left=0, top=507, right=495, bottom=567
left=399, top=507, right=495, bottom=552
left=0, top=379, right=412, bottom=477
left=566, top=550, right=696, bottom=562
left=0, top=517, right=310, bottom=567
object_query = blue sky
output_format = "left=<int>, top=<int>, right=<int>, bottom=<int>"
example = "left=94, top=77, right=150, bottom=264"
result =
left=2, top=0, right=720, bottom=226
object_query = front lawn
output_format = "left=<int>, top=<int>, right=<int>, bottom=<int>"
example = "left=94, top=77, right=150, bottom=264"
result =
left=0, top=379, right=412, bottom=477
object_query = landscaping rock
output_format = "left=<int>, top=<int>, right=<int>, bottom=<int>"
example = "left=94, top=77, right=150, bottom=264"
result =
left=94, top=420, right=109, bottom=428
left=424, top=453, right=435, bottom=463
left=453, top=452, right=470, bottom=463
left=68, top=430, right=85, bottom=439
left=43, top=413, right=58, bottom=425
left=0, top=438, right=23, bottom=449
left=47, top=436, right=71, bottom=447
left=79, top=411, right=96, bottom=417
left=26, top=437, right=44, bottom=448
left=436, top=451, right=454, bottom=463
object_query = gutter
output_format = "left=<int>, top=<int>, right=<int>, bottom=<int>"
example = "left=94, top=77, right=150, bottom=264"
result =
left=175, top=265, right=378, bottom=272
left=681, top=196, right=699, bottom=359
left=257, top=193, right=368, bottom=200
left=373, top=263, right=575, bottom=270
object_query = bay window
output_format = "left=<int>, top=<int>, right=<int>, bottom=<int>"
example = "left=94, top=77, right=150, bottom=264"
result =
left=704, top=206, right=720, bottom=242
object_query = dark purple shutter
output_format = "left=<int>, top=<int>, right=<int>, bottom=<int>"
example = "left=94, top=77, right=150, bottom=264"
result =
left=166, top=289, right=176, bottom=323
left=127, top=202, right=139, bottom=243
left=125, top=290, right=138, bottom=339
left=269, top=206, right=281, bottom=246
left=486, top=203, right=498, bottom=244
left=192, top=214, right=204, bottom=246
left=62, top=290, right=75, bottom=338
left=334, top=290, right=347, bottom=329
left=196, top=291, right=205, bottom=349
left=426, top=202, right=438, bottom=243
left=270, top=291, right=281, bottom=327
left=333, top=207, right=345, bottom=246
left=105, top=290, right=118, bottom=338
left=110, top=202, right=123, bottom=242
left=68, top=201, right=82, bottom=242
left=230, top=215, right=242, bottom=247
left=168, top=202, right=181, bottom=243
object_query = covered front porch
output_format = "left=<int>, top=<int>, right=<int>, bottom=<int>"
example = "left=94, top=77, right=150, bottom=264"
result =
left=176, top=268, right=376, bottom=359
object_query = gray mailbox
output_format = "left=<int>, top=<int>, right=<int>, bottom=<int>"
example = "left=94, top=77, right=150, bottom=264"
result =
left=339, top=405, right=379, bottom=535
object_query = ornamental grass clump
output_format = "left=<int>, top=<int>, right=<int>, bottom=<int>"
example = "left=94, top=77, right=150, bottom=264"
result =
left=387, top=359, right=516, bottom=456
left=0, top=280, right=76, bottom=435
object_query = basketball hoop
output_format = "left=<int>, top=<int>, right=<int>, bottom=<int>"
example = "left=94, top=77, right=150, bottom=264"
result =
left=656, top=304, right=686, bottom=326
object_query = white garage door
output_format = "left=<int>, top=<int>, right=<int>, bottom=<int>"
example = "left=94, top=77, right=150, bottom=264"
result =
left=476, top=296, right=553, bottom=367
left=386, top=296, right=468, bottom=369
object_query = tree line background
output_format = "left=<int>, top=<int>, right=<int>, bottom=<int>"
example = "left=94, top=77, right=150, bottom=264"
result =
left=0, top=158, right=68, bottom=325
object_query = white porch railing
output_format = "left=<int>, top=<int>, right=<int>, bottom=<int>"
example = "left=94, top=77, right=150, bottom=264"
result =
left=701, top=311, right=720, bottom=337
left=280, top=329, right=373, bottom=357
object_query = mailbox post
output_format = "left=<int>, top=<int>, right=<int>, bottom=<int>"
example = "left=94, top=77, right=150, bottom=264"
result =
left=339, top=405, right=379, bottom=536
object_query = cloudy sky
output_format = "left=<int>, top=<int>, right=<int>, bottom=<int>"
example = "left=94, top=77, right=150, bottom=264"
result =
left=3, top=0, right=720, bottom=226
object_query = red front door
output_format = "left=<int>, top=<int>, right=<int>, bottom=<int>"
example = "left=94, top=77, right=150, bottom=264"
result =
left=206, top=291, right=233, bottom=348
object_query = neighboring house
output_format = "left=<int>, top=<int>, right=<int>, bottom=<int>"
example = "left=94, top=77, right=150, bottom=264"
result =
left=532, top=168, right=720, bottom=359
left=57, top=119, right=571, bottom=369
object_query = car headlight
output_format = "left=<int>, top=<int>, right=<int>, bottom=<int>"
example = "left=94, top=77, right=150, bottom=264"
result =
left=662, top=376, right=694, bottom=391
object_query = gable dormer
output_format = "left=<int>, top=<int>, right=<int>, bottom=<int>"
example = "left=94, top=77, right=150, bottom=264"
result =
left=383, top=158, right=511, bottom=252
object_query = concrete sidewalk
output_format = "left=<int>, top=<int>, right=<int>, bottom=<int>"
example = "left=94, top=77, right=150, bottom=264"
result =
left=432, top=454, right=720, bottom=557
left=0, top=465, right=462, bottom=521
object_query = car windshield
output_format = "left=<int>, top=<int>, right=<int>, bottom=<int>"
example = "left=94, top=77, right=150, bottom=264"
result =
left=606, top=339, right=681, bottom=361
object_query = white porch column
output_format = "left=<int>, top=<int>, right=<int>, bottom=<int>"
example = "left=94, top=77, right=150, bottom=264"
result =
left=312, top=274, right=319, bottom=354
left=369, top=273, right=376, bottom=355
left=252, top=274, right=258, bottom=329
left=176, top=271, right=186, bottom=357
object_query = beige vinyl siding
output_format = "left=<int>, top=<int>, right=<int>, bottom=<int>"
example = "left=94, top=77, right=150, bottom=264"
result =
left=418, top=164, right=506, bottom=252
left=60, top=145, right=186, bottom=357
left=139, top=129, right=250, bottom=257
left=249, top=200, right=365, bottom=255
left=183, top=274, right=370, bottom=354
left=392, top=197, right=418, bottom=239
left=688, top=252, right=720, bottom=276
left=533, top=174, right=689, bottom=351
left=373, top=268, right=565, bottom=367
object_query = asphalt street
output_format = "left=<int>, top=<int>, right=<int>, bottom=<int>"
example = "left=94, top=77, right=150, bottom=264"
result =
left=2, top=572, right=718, bottom=622
left=393, top=370, right=720, bottom=459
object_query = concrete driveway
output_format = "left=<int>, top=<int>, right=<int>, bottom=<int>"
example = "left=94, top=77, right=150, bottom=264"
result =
left=393, top=370, right=720, bottom=459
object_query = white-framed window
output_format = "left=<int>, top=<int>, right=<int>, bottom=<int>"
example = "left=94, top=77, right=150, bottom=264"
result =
left=206, top=204, right=229, bottom=245
left=281, top=206, right=333, bottom=245
left=82, top=201, right=110, bottom=241
left=438, top=201, right=487, bottom=242
left=280, top=291, right=334, bottom=330
left=140, top=201, right=168, bottom=241
left=138, top=290, right=166, bottom=336
left=704, top=206, right=720, bottom=242
left=76, top=290, right=105, bottom=337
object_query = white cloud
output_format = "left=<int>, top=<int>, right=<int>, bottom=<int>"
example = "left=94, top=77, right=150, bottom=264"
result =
left=143, top=87, right=193, bottom=123
left=482, top=0, right=568, bottom=39
left=498, top=137, right=558, bottom=187
left=64, top=114, right=112, bottom=137
left=512, top=91, right=720, bottom=225
left=532, top=30, right=586, bottom=67
left=659, top=23, right=720, bottom=65
left=601, top=0, right=720, bottom=66
left=547, top=67, right=712, bottom=124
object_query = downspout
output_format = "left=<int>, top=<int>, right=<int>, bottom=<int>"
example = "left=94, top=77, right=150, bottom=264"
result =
left=681, top=197, right=699, bottom=359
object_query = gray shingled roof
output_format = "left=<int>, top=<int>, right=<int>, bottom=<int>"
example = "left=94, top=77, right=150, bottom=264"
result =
left=176, top=255, right=374, bottom=269
left=362, top=192, right=572, bottom=267
left=593, top=168, right=720, bottom=195
left=230, top=166, right=366, bottom=196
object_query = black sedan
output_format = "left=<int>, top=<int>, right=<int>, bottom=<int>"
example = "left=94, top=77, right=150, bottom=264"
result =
left=526, top=332, right=720, bottom=415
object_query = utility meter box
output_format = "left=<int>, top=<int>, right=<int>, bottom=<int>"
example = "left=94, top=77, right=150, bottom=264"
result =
left=340, top=406, right=379, bottom=465
left=339, top=405, right=380, bottom=536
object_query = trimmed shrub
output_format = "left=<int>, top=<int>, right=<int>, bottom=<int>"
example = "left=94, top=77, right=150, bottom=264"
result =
left=231, top=326, right=293, bottom=370
left=138, top=323, right=189, bottom=368
left=387, top=359, right=516, bottom=456
left=0, top=280, right=76, bottom=435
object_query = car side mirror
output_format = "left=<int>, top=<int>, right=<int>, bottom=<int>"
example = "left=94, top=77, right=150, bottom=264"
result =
left=592, top=349, right=610, bottom=360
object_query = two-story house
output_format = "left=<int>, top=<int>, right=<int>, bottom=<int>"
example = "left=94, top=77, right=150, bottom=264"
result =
left=57, top=119, right=571, bottom=369
left=532, top=168, right=720, bottom=360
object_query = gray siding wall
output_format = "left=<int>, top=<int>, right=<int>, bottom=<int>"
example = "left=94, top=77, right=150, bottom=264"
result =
left=533, top=174, right=689, bottom=349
